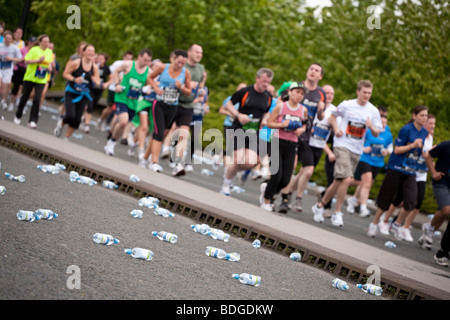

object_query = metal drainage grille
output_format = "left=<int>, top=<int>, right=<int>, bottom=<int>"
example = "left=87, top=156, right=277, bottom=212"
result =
left=0, top=136, right=441, bottom=300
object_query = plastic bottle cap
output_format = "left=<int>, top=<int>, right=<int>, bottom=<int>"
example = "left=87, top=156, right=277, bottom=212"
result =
left=152, top=231, right=157, bottom=236
left=124, top=249, right=132, bottom=254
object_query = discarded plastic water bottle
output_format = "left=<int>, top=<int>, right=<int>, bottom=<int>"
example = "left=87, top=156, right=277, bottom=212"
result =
left=130, top=209, right=143, bottom=218
left=232, top=273, right=261, bottom=287
left=92, top=233, right=119, bottom=245
left=102, top=180, right=118, bottom=189
left=0, top=186, right=5, bottom=195
left=357, top=283, right=383, bottom=296
left=129, top=174, right=140, bottom=183
left=35, top=209, right=58, bottom=220
left=252, top=239, right=261, bottom=248
left=37, top=164, right=61, bottom=174
left=152, top=231, right=178, bottom=243
left=205, top=246, right=228, bottom=259
left=227, top=252, right=241, bottom=262
left=191, top=223, right=211, bottom=235
left=231, top=185, right=245, bottom=193
left=385, top=241, right=397, bottom=249
left=210, top=228, right=230, bottom=242
left=201, top=168, right=214, bottom=176
left=124, top=248, right=153, bottom=261
left=154, top=207, right=175, bottom=217
left=78, top=175, right=97, bottom=186
left=290, top=252, right=302, bottom=262
left=17, top=210, right=40, bottom=222
left=55, top=163, right=66, bottom=170
left=69, top=171, right=80, bottom=182
left=138, top=196, right=159, bottom=208
left=332, top=278, right=349, bottom=291
left=5, top=172, right=25, bottom=182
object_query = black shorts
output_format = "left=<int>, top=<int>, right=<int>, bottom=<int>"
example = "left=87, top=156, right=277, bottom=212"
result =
left=171, top=105, right=193, bottom=127
left=354, top=161, right=382, bottom=181
left=152, top=101, right=178, bottom=141
left=297, top=140, right=323, bottom=167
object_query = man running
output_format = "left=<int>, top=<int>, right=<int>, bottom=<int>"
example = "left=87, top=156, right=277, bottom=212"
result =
left=104, top=48, right=152, bottom=156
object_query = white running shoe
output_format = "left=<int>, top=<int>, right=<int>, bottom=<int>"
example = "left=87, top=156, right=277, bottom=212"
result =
left=84, top=125, right=90, bottom=134
left=0, top=100, right=7, bottom=110
left=260, top=203, right=274, bottom=212
left=127, top=145, right=136, bottom=157
left=28, top=121, right=37, bottom=129
left=259, top=182, right=267, bottom=205
left=359, top=207, right=371, bottom=218
left=13, top=116, right=21, bottom=125
left=367, top=222, right=378, bottom=237
left=138, top=158, right=148, bottom=168
left=418, top=222, right=433, bottom=250
left=220, top=183, right=231, bottom=196
left=160, top=145, right=170, bottom=159
left=346, top=196, right=358, bottom=214
left=399, top=226, right=414, bottom=242
left=331, top=211, right=344, bottom=227
left=378, top=220, right=390, bottom=235
left=104, top=140, right=116, bottom=156
left=312, top=203, right=324, bottom=223
left=7, top=103, right=14, bottom=112
left=172, top=163, right=186, bottom=176
left=185, top=164, right=194, bottom=172
left=148, top=162, right=163, bottom=172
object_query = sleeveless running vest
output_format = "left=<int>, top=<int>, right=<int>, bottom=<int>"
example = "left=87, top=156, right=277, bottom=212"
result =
left=65, top=59, right=94, bottom=103
left=276, top=101, right=304, bottom=143
left=156, top=63, right=186, bottom=106
left=115, top=61, right=149, bottom=110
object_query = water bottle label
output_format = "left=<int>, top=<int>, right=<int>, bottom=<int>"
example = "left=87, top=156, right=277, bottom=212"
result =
left=162, top=232, right=171, bottom=242
left=248, top=275, right=259, bottom=286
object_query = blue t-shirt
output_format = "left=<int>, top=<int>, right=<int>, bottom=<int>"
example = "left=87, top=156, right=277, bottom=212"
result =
left=387, top=122, right=428, bottom=175
left=359, top=125, right=393, bottom=168
left=222, top=96, right=239, bottom=127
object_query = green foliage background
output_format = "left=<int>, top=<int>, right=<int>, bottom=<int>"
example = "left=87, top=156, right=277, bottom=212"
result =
left=2, top=0, right=449, bottom=213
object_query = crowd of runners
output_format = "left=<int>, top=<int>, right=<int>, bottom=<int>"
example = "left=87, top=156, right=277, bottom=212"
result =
left=0, top=24, right=448, bottom=267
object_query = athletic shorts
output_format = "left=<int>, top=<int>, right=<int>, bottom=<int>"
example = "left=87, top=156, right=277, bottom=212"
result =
left=297, top=140, right=323, bottom=167
left=432, top=182, right=450, bottom=210
left=0, top=68, right=14, bottom=83
left=114, top=101, right=136, bottom=122
left=354, top=161, right=382, bottom=181
left=333, top=147, right=360, bottom=179
left=171, top=105, right=193, bottom=127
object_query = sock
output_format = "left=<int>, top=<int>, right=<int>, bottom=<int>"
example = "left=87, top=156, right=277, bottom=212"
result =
left=360, top=204, right=367, bottom=211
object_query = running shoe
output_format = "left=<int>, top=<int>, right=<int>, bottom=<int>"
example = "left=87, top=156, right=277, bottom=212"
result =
left=220, top=183, right=231, bottom=196
left=399, top=226, right=414, bottom=242
left=84, top=125, right=90, bottom=134
left=331, top=211, right=344, bottom=227
left=359, top=207, right=371, bottom=218
left=0, top=100, right=7, bottom=110
left=138, top=158, right=148, bottom=168
left=104, top=140, right=116, bottom=156
left=278, top=199, right=289, bottom=214
left=434, top=250, right=449, bottom=267
left=27, top=121, right=37, bottom=129
left=251, top=169, right=262, bottom=180
left=160, top=145, right=170, bottom=159
left=418, top=222, right=433, bottom=250
left=185, top=164, right=194, bottom=172
left=260, top=203, right=274, bottom=212
left=13, top=116, right=21, bottom=125
left=172, top=163, right=185, bottom=176
left=346, top=196, right=358, bottom=214
left=312, top=203, right=324, bottom=223
left=378, top=220, right=390, bottom=235
left=148, top=162, right=163, bottom=172
left=7, top=103, right=14, bottom=112
left=367, top=222, right=378, bottom=237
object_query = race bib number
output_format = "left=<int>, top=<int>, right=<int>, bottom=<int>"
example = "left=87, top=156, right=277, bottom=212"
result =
left=193, top=102, right=204, bottom=115
left=312, top=123, right=330, bottom=140
left=346, top=121, right=366, bottom=139
left=142, top=89, right=156, bottom=102
left=35, top=66, right=48, bottom=79
left=0, top=60, right=12, bottom=69
left=402, top=150, right=420, bottom=172
left=74, top=82, right=90, bottom=92
left=162, top=86, right=180, bottom=105
left=370, top=143, right=384, bottom=157
left=416, top=155, right=428, bottom=173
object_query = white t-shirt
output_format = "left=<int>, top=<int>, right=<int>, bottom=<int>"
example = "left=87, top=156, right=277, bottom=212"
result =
left=0, top=42, right=22, bottom=71
left=108, top=60, right=124, bottom=91
left=332, top=99, right=382, bottom=155
left=309, top=103, right=337, bottom=149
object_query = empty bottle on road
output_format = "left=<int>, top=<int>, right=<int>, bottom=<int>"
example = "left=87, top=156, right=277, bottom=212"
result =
left=124, top=248, right=153, bottom=261
left=152, top=231, right=178, bottom=243
left=92, top=233, right=119, bottom=245
left=232, top=273, right=261, bottom=287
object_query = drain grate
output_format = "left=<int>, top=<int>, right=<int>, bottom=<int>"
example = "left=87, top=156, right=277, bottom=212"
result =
left=0, top=135, right=444, bottom=300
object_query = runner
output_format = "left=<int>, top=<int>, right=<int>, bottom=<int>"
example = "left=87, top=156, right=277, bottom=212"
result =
left=145, top=49, right=191, bottom=172
left=14, top=34, right=53, bottom=128
left=260, top=82, right=308, bottom=212
left=104, top=48, right=153, bottom=156
left=54, top=43, right=101, bottom=139
left=0, top=31, right=22, bottom=110
left=219, top=68, right=274, bottom=196
left=367, top=105, right=429, bottom=237
left=280, top=63, right=326, bottom=212
left=312, top=80, right=382, bottom=227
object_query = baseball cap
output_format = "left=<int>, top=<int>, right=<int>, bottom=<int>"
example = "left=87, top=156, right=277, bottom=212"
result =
left=289, top=81, right=308, bottom=93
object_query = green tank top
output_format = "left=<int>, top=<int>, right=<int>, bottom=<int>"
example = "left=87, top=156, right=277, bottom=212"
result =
left=115, top=61, right=149, bottom=110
